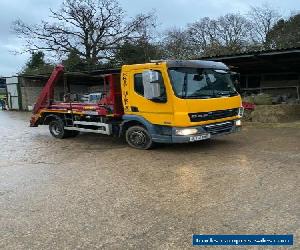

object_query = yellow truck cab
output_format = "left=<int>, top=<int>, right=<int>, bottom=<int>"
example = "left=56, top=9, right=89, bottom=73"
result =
left=120, top=60, right=243, bottom=148
left=30, top=60, right=243, bottom=150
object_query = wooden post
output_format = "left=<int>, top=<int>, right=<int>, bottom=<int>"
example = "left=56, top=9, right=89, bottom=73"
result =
left=297, top=74, right=300, bottom=100
left=260, top=74, right=264, bottom=94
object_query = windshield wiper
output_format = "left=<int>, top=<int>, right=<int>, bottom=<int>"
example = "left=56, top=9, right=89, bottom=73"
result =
left=188, top=96, right=212, bottom=99
left=215, top=91, right=230, bottom=96
left=188, top=94, right=216, bottom=99
left=215, top=91, right=238, bottom=97
left=229, top=91, right=239, bottom=96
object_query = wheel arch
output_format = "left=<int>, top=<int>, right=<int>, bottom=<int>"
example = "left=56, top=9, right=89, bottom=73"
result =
left=119, top=115, right=154, bottom=137
left=42, top=113, right=64, bottom=125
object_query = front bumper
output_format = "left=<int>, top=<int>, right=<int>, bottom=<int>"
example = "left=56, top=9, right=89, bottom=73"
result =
left=151, top=120, right=241, bottom=144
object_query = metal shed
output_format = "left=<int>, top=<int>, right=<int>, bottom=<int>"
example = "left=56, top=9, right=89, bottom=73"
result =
left=201, top=47, right=300, bottom=99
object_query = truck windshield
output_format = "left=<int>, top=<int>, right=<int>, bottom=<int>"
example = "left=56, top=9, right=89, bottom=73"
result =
left=168, top=67, right=238, bottom=99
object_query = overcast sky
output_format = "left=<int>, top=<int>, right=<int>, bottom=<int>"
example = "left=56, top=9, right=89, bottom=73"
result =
left=0, top=0, right=299, bottom=76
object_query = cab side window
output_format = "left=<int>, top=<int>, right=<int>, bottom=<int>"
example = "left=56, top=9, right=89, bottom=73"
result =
left=134, top=73, right=144, bottom=96
left=134, top=71, right=166, bottom=99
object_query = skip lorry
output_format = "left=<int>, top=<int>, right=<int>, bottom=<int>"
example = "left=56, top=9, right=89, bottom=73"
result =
left=30, top=60, right=243, bottom=149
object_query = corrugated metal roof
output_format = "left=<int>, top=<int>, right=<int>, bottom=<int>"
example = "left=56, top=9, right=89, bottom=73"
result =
left=18, top=67, right=121, bottom=79
left=200, top=46, right=300, bottom=60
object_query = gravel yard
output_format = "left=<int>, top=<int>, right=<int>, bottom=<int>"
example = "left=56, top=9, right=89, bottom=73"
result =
left=0, top=111, right=299, bottom=249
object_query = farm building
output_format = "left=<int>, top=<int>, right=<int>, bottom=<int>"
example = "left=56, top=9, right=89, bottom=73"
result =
left=0, top=77, right=6, bottom=89
left=5, top=69, right=119, bottom=111
left=6, top=47, right=300, bottom=110
left=202, top=46, right=300, bottom=100
left=0, top=78, right=6, bottom=96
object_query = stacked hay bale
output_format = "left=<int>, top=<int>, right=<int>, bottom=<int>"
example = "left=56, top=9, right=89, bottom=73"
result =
left=251, top=104, right=300, bottom=123
left=242, top=109, right=253, bottom=121
left=243, top=93, right=272, bottom=105
left=242, top=93, right=300, bottom=123
left=253, top=93, right=272, bottom=105
left=242, top=93, right=273, bottom=122
left=243, top=95, right=255, bottom=104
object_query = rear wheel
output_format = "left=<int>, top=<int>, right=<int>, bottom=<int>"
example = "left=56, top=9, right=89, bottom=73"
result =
left=125, top=125, right=154, bottom=150
left=49, top=117, right=78, bottom=139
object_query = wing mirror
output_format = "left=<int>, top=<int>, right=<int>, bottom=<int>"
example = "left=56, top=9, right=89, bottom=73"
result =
left=142, top=70, right=161, bottom=100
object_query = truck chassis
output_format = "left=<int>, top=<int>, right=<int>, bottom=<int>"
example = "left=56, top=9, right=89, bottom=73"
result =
left=30, top=63, right=242, bottom=149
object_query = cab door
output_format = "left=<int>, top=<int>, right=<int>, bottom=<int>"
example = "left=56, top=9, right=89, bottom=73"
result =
left=127, top=69, right=173, bottom=126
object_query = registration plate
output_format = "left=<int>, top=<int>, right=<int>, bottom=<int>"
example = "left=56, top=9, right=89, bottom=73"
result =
left=189, top=133, right=211, bottom=142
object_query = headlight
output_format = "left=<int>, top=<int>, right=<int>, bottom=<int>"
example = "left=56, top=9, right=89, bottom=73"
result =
left=175, top=128, right=198, bottom=136
left=238, top=107, right=244, bottom=117
left=235, top=120, right=242, bottom=126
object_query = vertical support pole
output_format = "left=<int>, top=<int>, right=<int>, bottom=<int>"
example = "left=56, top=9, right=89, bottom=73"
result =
left=260, top=74, right=264, bottom=94
left=5, top=78, right=8, bottom=109
left=297, top=74, right=300, bottom=100
left=63, top=75, right=68, bottom=94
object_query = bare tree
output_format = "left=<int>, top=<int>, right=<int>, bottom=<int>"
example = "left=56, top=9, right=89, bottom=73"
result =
left=13, top=0, right=154, bottom=66
left=132, top=10, right=159, bottom=62
left=162, top=27, right=192, bottom=59
left=187, top=17, right=221, bottom=57
left=187, top=14, right=251, bottom=57
left=248, top=3, right=281, bottom=48
left=216, top=13, right=252, bottom=53
left=134, top=10, right=158, bottom=43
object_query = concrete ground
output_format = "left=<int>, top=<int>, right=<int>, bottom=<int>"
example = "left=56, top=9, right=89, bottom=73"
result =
left=0, top=111, right=299, bottom=250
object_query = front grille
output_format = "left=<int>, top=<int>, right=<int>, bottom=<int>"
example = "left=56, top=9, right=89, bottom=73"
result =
left=203, top=121, right=233, bottom=135
left=189, top=108, right=238, bottom=122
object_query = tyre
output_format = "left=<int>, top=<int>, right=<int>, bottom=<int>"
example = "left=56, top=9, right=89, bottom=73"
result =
left=49, top=117, right=75, bottom=139
left=125, top=125, right=154, bottom=150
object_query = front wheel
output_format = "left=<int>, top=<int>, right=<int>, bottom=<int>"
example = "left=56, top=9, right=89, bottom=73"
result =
left=125, top=126, right=154, bottom=150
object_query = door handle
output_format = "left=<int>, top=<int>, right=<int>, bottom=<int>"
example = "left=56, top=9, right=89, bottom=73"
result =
left=131, top=106, right=139, bottom=112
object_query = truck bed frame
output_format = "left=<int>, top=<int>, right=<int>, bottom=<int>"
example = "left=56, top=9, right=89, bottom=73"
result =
left=30, top=65, right=124, bottom=136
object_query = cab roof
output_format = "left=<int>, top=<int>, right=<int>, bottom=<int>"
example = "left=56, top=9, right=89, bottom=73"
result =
left=165, top=60, right=229, bottom=70
left=122, top=60, right=229, bottom=71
